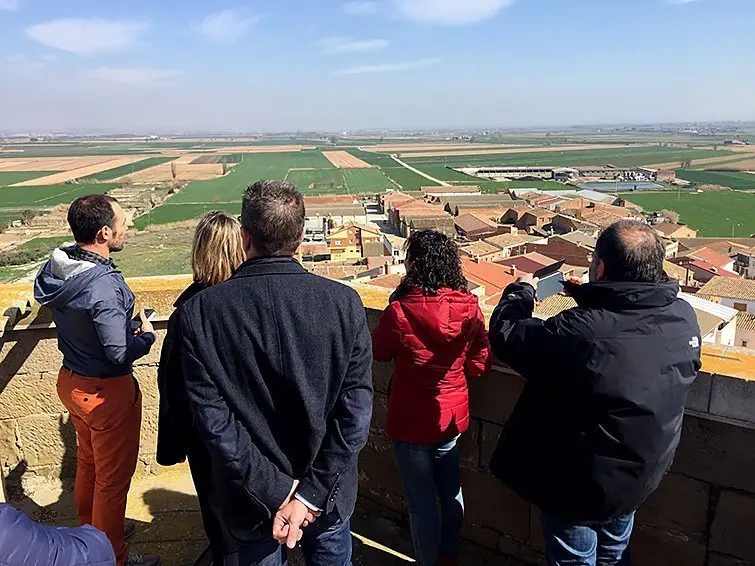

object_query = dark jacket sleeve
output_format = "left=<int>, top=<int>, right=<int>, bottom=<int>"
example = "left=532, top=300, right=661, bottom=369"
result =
left=296, top=298, right=374, bottom=513
left=489, top=283, right=585, bottom=383
left=465, top=303, right=492, bottom=379
left=91, top=297, right=155, bottom=367
left=156, top=310, right=189, bottom=466
left=179, top=311, right=295, bottom=520
left=372, top=302, right=401, bottom=363
left=0, top=503, right=116, bottom=566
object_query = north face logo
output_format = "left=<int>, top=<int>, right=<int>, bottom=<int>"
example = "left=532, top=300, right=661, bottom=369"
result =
left=689, top=337, right=700, bottom=349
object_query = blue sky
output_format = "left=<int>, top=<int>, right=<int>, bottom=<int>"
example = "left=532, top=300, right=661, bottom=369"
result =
left=1, top=0, right=754, bottom=132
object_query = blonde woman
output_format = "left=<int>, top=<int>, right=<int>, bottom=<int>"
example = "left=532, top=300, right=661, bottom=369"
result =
left=156, top=211, right=245, bottom=565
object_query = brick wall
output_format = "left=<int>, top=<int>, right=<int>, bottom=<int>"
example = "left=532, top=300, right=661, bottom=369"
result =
left=1, top=303, right=754, bottom=565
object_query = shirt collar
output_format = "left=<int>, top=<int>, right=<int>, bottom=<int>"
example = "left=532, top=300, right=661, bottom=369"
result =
left=61, top=245, right=117, bottom=270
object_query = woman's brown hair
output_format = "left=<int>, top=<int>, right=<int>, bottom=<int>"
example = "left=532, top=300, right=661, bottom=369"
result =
left=192, top=211, right=245, bottom=287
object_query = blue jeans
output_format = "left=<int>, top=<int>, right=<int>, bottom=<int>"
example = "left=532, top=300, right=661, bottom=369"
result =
left=235, top=511, right=352, bottom=566
left=392, top=436, right=464, bottom=566
left=541, top=512, right=635, bottom=566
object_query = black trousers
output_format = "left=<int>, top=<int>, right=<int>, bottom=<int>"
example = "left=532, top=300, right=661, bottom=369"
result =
left=186, top=431, right=238, bottom=565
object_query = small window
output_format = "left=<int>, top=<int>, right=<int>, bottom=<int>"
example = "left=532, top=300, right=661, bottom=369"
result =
left=733, top=302, right=748, bottom=313
left=742, top=340, right=748, bottom=348
left=335, top=240, right=343, bottom=246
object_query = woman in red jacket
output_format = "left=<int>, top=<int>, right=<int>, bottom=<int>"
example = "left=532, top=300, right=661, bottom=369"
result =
left=372, top=230, right=492, bottom=566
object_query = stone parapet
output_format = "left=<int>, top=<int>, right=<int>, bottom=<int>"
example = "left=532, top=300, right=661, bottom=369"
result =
left=1, top=276, right=754, bottom=564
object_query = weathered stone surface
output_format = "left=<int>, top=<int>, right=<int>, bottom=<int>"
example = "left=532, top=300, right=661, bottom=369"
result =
left=370, top=392, right=388, bottom=435
left=16, top=414, right=73, bottom=467
left=479, top=422, right=503, bottom=473
left=673, top=415, right=755, bottom=492
left=132, top=329, right=166, bottom=366
left=0, top=419, right=21, bottom=468
left=461, top=469, right=530, bottom=542
left=497, top=533, right=543, bottom=564
left=358, top=432, right=404, bottom=513
left=0, top=372, right=66, bottom=419
left=637, top=473, right=709, bottom=542
left=133, top=365, right=159, bottom=409
left=708, top=552, right=752, bottom=566
left=372, top=360, right=392, bottom=395
left=458, top=420, right=481, bottom=471
left=468, top=370, right=523, bottom=425
left=529, top=506, right=545, bottom=553
left=139, top=405, right=159, bottom=456
left=460, top=523, right=500, bottom=551
left=685, top=371, right=712, bottom=413
left=0, top=337, right=62, bottom=379
left=709, top=374, right=755, bottom=424
left=631, top=523, right=706, bottom=566
left=711, top=490, right=755, bottom=561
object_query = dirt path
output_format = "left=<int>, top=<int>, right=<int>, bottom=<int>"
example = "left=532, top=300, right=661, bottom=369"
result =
left=391, top=155, right=449, bottom=187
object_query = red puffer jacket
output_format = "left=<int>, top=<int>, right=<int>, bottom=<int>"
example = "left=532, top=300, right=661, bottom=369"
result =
left=372, top=288, right=492, bottom=444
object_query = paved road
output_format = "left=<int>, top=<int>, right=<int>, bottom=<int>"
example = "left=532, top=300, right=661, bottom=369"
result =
left=391, top=155, right=450, bottom=187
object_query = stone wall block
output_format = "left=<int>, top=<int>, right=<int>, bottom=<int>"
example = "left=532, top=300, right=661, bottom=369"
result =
left=711, top=489, right=755, bottom=562
left=0, top=372, right=66, bottom=419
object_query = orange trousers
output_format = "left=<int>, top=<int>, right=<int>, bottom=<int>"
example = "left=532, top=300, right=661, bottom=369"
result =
left=57, top=367, right=142, bottom=566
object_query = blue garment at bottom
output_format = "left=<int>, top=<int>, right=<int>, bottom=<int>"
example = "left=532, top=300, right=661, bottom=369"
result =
left=235, top=511, right=352, bottom=566
left=541, top=511, right=635, bottom=566
left=392, top=436, right=464, bottom=566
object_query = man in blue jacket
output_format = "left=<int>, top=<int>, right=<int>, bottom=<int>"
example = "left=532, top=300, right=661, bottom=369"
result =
left=489, top=220, right=701, bottom=565
left=34, top=195, right=159, bottom=566
left=178, top=180, right=373, bottom=566
left=0, top=504, right=115, bottom=566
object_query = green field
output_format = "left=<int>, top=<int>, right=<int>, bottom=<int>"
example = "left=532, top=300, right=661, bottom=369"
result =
left=676, top=170, right=755, bottom=190
left=0, top=171, right=61, bottom=186
left=624, top=191, right=755, bottom=237
left=0, top=183, right=119, bottom=207
left=133, top=203, right=240, bottom=230
left=0, top=236, right=73, bottom=267
left=401, top=147, right=734, bottom=169
left=82, top=157, right=174, bottom=181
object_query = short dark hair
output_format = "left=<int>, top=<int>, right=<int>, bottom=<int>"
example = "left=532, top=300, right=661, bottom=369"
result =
left=67, top=195, right=118, bottom=244
left=395, top=230, right=468, bottom=298
left=595, top=220, right=666, bottom=283
left=241, top=180, right=305, bottom=257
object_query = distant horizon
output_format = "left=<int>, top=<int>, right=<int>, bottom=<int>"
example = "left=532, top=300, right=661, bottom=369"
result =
left=3, top=119, right=755, bottom=139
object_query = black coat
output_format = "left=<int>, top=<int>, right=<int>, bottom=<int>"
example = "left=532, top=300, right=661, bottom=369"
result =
left=488, top=280, right=702, bottom=523
left=177, top=257, right=373, bottom=534
left=156, top=281, right=206, bottom=467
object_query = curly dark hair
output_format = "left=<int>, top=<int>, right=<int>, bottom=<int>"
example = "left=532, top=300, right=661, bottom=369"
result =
left=395, top=230, right=468, bottom=298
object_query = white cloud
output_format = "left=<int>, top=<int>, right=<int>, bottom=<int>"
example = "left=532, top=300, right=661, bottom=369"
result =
left=333, top=57, right=441, bottom=76
left=85, top=67, right=182, bottom=85
left=200, top=9, right=260, bottom=43
left=25, top=18, right=147, bottom=55
left=315, top=37, right=390, bottom=54
left=344, top=1, right=379, bottom=15
left=394, top=0, right=516, bottom=25
left=0, top=0, right=19, bottom=10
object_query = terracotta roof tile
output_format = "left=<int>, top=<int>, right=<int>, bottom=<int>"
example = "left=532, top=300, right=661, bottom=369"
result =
left=698, top=277, right=755, bottom=301
left=690, top=247, right=735, bottom=270
left=454, top=213, right=499, bottom=234
left=738, top=313, right=755, bottom=333
left=461, top=259, right=518, bottom=295
left=484, top=233, right=540, bottom=249
left=534, top=294, right=578, bottom=317
left=459, top=241, right=501, bottom=257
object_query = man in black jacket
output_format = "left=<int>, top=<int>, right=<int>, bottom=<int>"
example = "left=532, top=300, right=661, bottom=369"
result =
left=178, top=180, right=372, bottom=566
left=489, top=220, right=701, bottom=565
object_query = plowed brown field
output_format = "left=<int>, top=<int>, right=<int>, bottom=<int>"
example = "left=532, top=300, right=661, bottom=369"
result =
left=115, top=163, right=225, bottom=183
left=13, top=156, right=154, bottom=186
left=322, top=151, right=373, bottom=169
left=0, top=156, right=134, bottom=172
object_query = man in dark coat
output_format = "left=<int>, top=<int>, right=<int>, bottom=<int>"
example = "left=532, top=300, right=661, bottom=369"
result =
left=488, top=220, right=701, bottom=565
left=177, top=180, right=373, bottom=566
